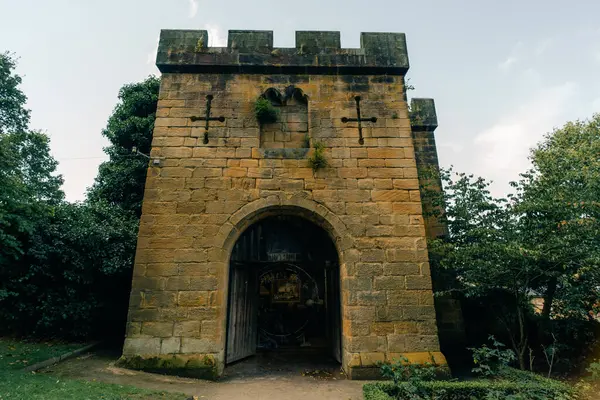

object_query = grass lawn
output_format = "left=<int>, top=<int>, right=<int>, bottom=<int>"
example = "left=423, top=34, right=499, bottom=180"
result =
left=0, top=338, right=185, bottom=400
left=0, top=338, right=83, bottom=370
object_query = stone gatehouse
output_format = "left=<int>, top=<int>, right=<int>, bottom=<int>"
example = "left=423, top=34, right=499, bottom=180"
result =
left=122, top=29, right=455, bottom=379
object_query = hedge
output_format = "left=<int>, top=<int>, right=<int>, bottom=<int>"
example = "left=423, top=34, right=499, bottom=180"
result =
left=363, top=371, right=578, bottom=400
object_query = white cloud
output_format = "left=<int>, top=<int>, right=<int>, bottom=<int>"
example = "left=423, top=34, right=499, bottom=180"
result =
left=204, top=23, right=227, bottom=46
left=520, top=67, right=542, bottom=87
left=472, top=82, right=578, bottom=194
left=438, top=141, right=464, bottom=154
left=534, top=38, right=553, bottom=56
left=188, top=0, right=198, bottom=18
left=498, top=41, right=523, bottom=72
left=498, top=56, right=517, bottom=72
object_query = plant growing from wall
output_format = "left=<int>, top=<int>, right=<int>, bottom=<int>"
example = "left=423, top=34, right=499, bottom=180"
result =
left=307, top=142, right=328, bottom=172
left=302, top=134, right=310, bottom=148
left=254, top=97, right=278, bottom=124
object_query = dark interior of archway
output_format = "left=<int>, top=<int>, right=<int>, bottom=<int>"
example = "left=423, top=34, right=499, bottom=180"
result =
left=226, top=215, right=341, bottom=366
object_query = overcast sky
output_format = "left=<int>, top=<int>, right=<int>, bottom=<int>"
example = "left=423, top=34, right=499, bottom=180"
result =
left=1, top=0, right=599, bottom=201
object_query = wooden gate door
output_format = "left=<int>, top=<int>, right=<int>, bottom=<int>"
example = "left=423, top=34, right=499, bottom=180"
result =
left=226, top=264, right=258, bottom=364
left=326, top=265, right=342, bottom=363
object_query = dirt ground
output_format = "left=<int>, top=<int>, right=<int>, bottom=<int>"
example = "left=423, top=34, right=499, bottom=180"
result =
left=41, top=349, right=367, bottom=400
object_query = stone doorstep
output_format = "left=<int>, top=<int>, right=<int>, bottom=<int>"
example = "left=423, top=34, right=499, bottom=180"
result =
left=22, top=341, right=102, bottom=372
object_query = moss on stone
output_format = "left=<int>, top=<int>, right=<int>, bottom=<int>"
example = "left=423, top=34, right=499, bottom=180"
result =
left=117, top=355, right=219, bottom=381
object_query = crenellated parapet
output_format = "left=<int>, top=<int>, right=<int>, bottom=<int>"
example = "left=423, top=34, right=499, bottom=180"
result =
left=156, top=30, right=409, bottom=74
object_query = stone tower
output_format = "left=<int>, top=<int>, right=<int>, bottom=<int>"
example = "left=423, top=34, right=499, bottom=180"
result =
left=122, top=29, right=452, bottom=379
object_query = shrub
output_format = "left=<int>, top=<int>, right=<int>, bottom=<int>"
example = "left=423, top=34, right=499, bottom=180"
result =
left=586, top=359, right=600, bottom=380
left=364, top=378, right=578, bottom=400
left=0, top=202, right=138, bottom=339
left=469, top=335, right=516, bottom=377
left=254, top=97, right=278, bottom=124
left=379, top=355, right=442, bottom=385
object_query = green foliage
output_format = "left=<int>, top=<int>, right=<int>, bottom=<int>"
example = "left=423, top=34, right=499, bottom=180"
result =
left=0, top=339, right=185, bottom=399
left=378, top=355, right=447, bottom=399
left=0, top=52, right=30, bottom=134
left=586, top=359, right=600, bottom=381
left=514, top=114, right=600, bottom=322
left=0, top=374, right=185, bottom=400
left=0, top=131, right=64, bottom=264
left=0, top=56, right=158, bottom=340
left=87, top=76, right=159, bottom=217
left=194, top=37, right=205, bottom=52
left=469, top=336, right=516, bottom=377
left=0, top=338, right=82, bottom=370
left=302, top=134, right=310, bottom=148
left=364, top=380, right=578, bottom=400
left=308, top=142, right=328, bottom=172
left=254, top=97, right=279, bottom=124
left=1, top=202, right=138, bottom=338
left=365, top=369, right=579, bottom=400
left=421, top=114, right=600, bottom=373
left=379, top=355, right=441, bottom=385
left=422, top=167, right=535, bottom=369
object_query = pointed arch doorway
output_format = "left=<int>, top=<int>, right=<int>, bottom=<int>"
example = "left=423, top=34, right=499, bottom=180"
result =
left=225, top=214, right=341, bottom=366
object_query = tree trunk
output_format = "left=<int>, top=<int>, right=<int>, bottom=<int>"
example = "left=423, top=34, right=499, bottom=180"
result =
left=516, top=301, right=528, bottom=370
left=542, top=276, right=557, bottom=320
left=518, top=348, right=526, bottom=370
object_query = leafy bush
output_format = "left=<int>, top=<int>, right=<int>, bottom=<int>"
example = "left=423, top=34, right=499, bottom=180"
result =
left=254, top=97, right=278, bottom=124
left=379, top=355, right=448, bottom=399
left=364, top=378, right=578, bottom=400
left=469, top=335, right=516, bottom=377
left=586, top=359, right=600, bottom=380
left=380, top=355, right=441, bottom=385
left=0, top=58, right=155, bottom=340
left=0, top=202, right=139, bottom=339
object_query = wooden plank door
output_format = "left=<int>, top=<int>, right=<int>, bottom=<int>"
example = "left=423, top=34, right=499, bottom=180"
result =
left=226, top=265, right=258, bottom=364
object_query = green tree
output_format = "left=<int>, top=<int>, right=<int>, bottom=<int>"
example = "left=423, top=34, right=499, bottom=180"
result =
left=16, top=202, right=138, bottom=337
left=427, top=169, right=538, bottom=370
left=87, top=76, right=160, bottom=217
left=0, top=63, right=157, bottom=338
left=0, top=52, right=63, bottom=267
left=0, top=52, right=30, bottom=134
left=515, top=114, right=600, bottom=321
left=0, top=52, right=66, bottom=331
left=428, top=114, right=600, bottom=372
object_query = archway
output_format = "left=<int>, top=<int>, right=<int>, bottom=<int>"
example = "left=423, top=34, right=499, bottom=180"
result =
left=225, top=214, right=341, bottom=367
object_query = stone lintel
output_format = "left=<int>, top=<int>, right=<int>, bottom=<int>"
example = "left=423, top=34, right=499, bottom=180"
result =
left=156, top=30, right=409, bottom=75
left=410, top=98, right=438, bottom=131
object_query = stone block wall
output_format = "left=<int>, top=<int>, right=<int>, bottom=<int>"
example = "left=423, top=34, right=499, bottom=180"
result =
left=410, top=98, right=466, bottom=367
left=123, top=29, right=447, bottom=378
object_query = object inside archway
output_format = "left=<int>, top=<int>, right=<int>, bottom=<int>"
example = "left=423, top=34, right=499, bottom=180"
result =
left=226, top=215, right=341, bottom=364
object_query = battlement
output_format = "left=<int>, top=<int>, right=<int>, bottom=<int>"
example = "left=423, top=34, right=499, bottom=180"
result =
left=410, top=98, right=438, bottom=131
left=156, top=30, right=409, bottom=75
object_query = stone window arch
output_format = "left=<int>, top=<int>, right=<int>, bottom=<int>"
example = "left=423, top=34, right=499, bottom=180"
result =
left=259, top=86, right=309, bottom=149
